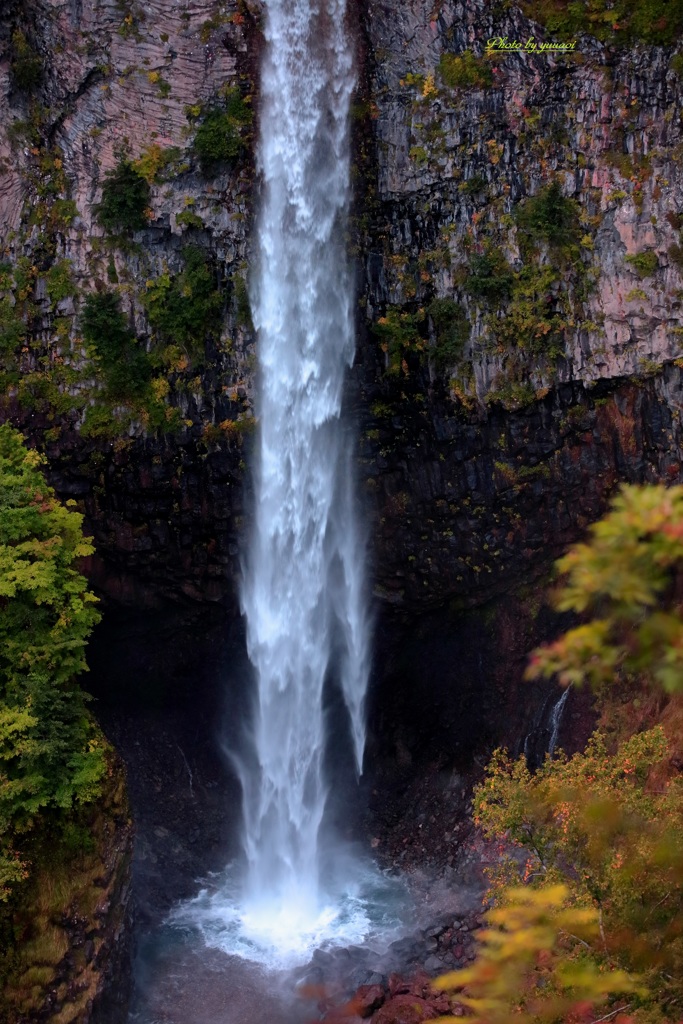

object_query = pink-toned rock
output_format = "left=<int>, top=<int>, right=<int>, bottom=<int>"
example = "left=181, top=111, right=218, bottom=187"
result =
left=387, top=973, right=410, bottom=997
left=324, top=1015, right=364, bottom=1024
left=355, top=984, right=386, bottom=1018
left=372, top=993, right=439, bottom=1024
left=404, top=972, right=430, bottom=998
left=429, top=994, right=451, bottom=1014
left=323, top=1011, right=366, bottom=1019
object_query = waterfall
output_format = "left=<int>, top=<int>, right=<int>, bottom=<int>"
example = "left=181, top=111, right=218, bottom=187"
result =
left=236, top=0, right=368, bottom=950
left=548, top=685, right=570, bottom=757
left=171, top=0, right=407, bottom=968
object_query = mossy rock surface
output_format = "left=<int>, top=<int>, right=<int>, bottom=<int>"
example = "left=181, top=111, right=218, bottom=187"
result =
left=0, top=754, right=133, bottom=1024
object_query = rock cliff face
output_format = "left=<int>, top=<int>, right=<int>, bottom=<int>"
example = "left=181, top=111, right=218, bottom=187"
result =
left=2, top=0, right=682, bottom=618
left=353, top=0, right=683, bottom=610
left=2, top=3, right=683, bottom=1020
left=1, top=758, right=133, bottom=1024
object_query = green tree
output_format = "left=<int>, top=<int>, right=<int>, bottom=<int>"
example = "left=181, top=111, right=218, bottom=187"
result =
left=0, top=426, right=104, bottom=897
left=191, top=88, right=253, bottom=173
left=143, top=245, right=223, bottom=359
left=81, top=290, right=153, bottom=399
left=96, top=159, right=150, bottom=233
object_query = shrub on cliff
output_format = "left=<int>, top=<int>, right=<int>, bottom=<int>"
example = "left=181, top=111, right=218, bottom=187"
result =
left=372, top=306, right=427, bottom=376
left=427, top=298, right=470, bottom=368
left=521, top=0, right=683, bottom=45
left=466, top=246, right=514, bottom=302
left=96, top=159, right=151, bottom=233
left=81, top=290, right=153, bottom=399
left=0, top=426, right=104, bottom=897
left=143, top=246, right=223, bottom=360
left=190, top=88, right=253, bottom=174
left=9, top=30, right=42, bottom=92
left=439, top=484, right=683, bottom=1024
left=515, top=181, right=580, bottom=254
left=438, top=50, right=492, bottom=90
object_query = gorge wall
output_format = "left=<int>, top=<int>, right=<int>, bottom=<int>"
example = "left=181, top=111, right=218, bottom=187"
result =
left=1, top=0, right=683, bottom=759
left=2, top=2, right=683, bottom=1017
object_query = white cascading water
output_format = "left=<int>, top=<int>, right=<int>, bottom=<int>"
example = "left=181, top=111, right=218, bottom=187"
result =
left=172, top=0, right=410, bottom=968
left=236, top=0, right=368, bottom=952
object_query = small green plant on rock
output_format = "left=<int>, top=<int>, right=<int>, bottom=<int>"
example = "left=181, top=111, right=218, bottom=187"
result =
left=670, top=52, right=683, bottom=76
left=466, top=246, right=514, bottom=302
left=0, top=301, right=25, bottom=359
left=438, top=50, right=493, bottom=90
left=133, top=143, right=183, bottom=185
left=427, top=297, right=470, bottom=368
left=232, top=270, right=253, bottom=329
left=9, top=29, right=42, bottom=91
left=0, top=263, right=29, bottom=362
left=515, top=181, right=581, bottom=255
left=625, top=249, right=659, bottom=278
left=81, top=290, right=152, bottom=399
left=490, top=260, right=569, bottom=358
left=486, top=375, right=537, bottom=410
left=460, top=174, right=488, bottom=196
left=144, top=246, right=223, bottom=360
left=176, top=209, right=204, bottom=231
left=191, top=88, right=253, bottom=174
left=372, top=306, right=426, bottom=376
left=46, top=260, right=76, bottom=304
left=96, top=159, right=151, bottom=233
left=669, top=243, right=683, bottom=271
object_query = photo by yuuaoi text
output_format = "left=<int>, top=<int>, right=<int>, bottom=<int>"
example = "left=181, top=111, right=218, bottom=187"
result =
left=486, top=36, right=578, bottom=53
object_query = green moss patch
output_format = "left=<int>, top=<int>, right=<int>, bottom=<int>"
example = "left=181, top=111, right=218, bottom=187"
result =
left=143, top=246, right=223, bottom=360
left=438, top=50, right=493, bottom=90
left=625, top=249, right=659, bottom=278
left=521, top=0, right=683, bottom=45
left=190, top=88, right=253, bottom=174
left=81, top=290, right=153, bottom=400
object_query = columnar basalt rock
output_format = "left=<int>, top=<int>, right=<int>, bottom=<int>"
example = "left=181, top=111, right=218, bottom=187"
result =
left=0, top=0, right=682, bottom=618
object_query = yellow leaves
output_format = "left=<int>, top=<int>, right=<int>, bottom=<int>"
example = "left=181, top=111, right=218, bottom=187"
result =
left=486, top=139, right=504, bottom=166
left=472, top=723, right=683, bottom=1022
left=422, top=73, right=437, bottom=98
left=434, top=886, right=640, bottom=1024
left=527, top=484, right=683, bottom=693
left=151, top=376, right=170, bottom=401
left=23, top=449, right=44, bottom=470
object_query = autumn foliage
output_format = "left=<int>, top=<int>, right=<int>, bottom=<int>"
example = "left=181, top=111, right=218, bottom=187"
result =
left=436, top=484, right=683, bottom=1024
left=0, top=426, right=104, bottom=897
